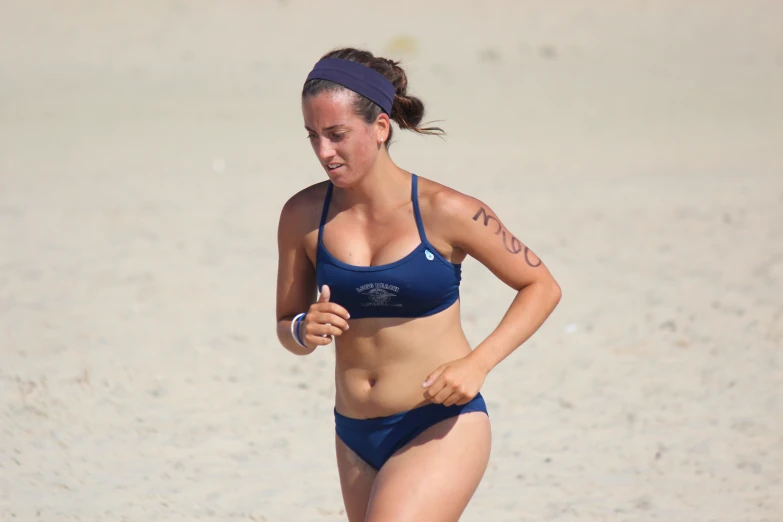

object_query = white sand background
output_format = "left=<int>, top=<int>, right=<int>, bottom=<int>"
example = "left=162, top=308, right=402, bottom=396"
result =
left=1, top=1, right=782, bottom=520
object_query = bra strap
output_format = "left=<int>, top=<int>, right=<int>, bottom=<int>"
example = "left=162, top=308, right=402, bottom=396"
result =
left=411, top=174, right=429, bottom=242
left=318, top=182, right=334, bottom=241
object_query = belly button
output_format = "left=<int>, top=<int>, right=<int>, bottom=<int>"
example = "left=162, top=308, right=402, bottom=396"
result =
left=368, top=378, right=377, bottom=388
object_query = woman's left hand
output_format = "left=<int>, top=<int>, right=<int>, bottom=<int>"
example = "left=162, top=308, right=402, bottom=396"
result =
left=422, top=355, right=488, bottom=407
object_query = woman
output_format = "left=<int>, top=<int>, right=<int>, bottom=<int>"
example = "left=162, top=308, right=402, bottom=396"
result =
left=275, top=48, right=562, bottom=522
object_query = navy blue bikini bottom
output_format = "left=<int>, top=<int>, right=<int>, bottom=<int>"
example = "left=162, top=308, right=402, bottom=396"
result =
left=334, top=393, right=489, bottom=470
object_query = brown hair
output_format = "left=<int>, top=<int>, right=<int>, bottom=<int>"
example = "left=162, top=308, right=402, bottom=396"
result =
left=302, top=47, right=444, bottom=147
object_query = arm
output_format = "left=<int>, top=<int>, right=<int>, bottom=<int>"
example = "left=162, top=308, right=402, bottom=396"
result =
left=275, top=195, right=318, bottom=356
left=422, top=188, right=562, bottom=404
left=452, top=198, right=562, bottom=373
left=275, top=192, right=350, bottom=356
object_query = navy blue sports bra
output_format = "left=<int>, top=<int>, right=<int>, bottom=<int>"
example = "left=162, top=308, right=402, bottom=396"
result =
left=315, top=174, right=461, bottom=319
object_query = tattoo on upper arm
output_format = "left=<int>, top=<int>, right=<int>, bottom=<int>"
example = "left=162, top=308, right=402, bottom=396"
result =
left=472, top=207, right=542, bottom=267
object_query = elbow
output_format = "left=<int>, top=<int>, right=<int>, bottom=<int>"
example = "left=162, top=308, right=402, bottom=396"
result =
left=550, top=278, right=562, bottom=307
left=535, top=277, right=562, bottom=313
left=516, top=277, right=561, bottom=312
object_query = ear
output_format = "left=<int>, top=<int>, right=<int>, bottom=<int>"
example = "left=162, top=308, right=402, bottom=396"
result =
left=375, top=113, right=391, bottom=144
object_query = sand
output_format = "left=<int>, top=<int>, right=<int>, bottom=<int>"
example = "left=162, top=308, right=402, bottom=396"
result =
left=1, top=1, right=782, bottom=520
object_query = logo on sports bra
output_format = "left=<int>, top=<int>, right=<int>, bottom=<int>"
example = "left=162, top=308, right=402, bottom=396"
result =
left=356, top=283, right=403, bottom=307
left=425, top=249, right=435, bottom=261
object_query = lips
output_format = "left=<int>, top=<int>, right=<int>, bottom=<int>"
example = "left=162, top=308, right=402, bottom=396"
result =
left=326, top=163, right=344, bottom=172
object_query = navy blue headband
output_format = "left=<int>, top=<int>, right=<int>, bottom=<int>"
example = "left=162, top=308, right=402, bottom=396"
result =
left=305, top=58, right=396, bottom=115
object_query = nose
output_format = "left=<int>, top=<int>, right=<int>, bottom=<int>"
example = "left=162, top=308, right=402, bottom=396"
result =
left=313, top=136, right=336, bottom=163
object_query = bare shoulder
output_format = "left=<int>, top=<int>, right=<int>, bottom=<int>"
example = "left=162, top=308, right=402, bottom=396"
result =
left=278, top=180, right=330, bottom=238
left=416, top=175, right=486, bottom=238
left=417, top=174, right=555, bottom=291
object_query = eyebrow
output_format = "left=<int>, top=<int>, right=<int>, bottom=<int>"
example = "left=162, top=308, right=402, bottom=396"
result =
left=304, top=124, right=348, bottom=132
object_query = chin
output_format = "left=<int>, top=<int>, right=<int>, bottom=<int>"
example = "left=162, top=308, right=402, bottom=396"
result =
left=326, top=169, right=359, bottom=188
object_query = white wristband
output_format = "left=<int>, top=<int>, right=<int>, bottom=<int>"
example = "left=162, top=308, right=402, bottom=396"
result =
left=290, top=312, right=307, bottom=348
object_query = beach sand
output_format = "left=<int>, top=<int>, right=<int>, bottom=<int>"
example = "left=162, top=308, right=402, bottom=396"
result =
left=1, top=1, right=782, bottom=520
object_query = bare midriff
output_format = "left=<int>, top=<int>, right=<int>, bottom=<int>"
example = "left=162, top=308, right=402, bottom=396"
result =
left=333, top=300, right=472, bottom=419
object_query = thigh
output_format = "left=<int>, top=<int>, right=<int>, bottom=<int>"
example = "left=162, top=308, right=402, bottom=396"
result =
left=335, top=433, right=378, bottom=522
left=365, top=411, right=491, bottom=522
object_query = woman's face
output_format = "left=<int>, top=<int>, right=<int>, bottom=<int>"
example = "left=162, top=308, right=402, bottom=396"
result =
left=302, top=90, right=388, bottom=187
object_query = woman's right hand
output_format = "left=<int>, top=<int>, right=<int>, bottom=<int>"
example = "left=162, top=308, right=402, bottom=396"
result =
left=301, top=285, right=350, bottom=348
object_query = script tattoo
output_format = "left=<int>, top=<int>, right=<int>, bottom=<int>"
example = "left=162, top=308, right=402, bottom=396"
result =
left=523, top=245, right=542, bottom=268
left=472, top=206, right=502, bottom=234
left=472, top=207, right=542, bottom=268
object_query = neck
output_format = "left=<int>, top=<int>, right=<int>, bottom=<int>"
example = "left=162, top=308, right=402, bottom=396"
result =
left=334, top=153, right=411, bottom=211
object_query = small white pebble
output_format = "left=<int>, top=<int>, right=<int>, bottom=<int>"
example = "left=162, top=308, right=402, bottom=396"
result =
left=212, top=157, right=226, bottom=173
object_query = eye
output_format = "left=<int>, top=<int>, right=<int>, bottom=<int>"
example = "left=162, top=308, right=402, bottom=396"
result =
left=331, top=133, right=346, bottom=141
